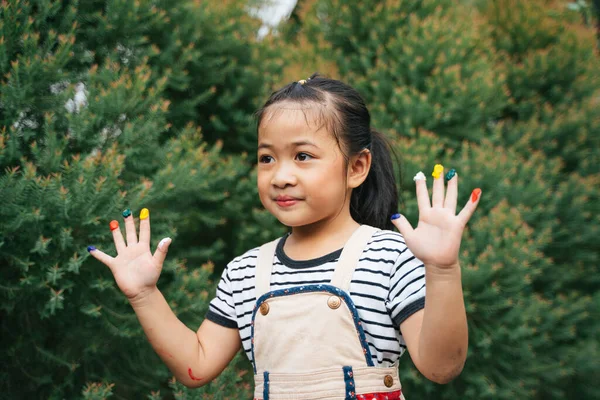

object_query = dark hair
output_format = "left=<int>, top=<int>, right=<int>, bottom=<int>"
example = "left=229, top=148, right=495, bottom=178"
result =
left=254, top=73, right=401, bottom=231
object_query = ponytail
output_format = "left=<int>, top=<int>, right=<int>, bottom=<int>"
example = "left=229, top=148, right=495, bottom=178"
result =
left=350, top=129, right=400, bottom=231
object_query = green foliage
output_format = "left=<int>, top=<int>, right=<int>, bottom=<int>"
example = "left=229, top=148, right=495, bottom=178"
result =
left=302, top=0, right=507, bottom=143
left=483, top=0, right=600, bottom=177
left=72, top=0, right=281, bottom=154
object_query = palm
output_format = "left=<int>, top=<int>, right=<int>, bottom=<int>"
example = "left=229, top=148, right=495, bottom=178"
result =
left=111, top=244, right=161, bottom=299
left=392, top=168, right=480, bottom=269
left=406, top=211, right=463, bottom=268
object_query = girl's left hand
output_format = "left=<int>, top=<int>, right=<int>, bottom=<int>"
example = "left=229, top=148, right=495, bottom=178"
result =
left=391, top=166, right=481, bottom=270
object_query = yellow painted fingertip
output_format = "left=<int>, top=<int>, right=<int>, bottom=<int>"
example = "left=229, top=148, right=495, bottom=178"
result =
left=140, top=208, right=149, bottom=220
left=432, top=164, right=444, bottom=179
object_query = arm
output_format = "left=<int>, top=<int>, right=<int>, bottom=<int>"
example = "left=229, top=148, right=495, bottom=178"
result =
left=130, top=287, right=241, bottom=388
left=87, top=209, right=241, bottom=388
left=400, top=264, right=467, bottom=384
left=391, top=167, right=479, bottom=384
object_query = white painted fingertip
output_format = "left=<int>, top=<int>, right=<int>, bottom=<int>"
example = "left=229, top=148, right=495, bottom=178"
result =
left=158, top=238, right=172, bottom=250
left=413, top=171, right=426, bottom=181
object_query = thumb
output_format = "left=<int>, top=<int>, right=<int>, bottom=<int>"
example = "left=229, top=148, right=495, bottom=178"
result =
left=390, top=213, right=414, bottom=240
left=153, top=237, right=172, bottom=266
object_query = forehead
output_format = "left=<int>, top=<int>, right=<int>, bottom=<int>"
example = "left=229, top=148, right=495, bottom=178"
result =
left=258, top=102, right=336, bottom=145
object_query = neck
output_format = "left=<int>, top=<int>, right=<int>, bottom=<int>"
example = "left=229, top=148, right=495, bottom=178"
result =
left=288, top=205, right=360, bottom=251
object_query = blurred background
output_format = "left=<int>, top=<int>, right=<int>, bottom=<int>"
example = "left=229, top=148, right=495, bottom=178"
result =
left=0, top=0, right=598, bottom=399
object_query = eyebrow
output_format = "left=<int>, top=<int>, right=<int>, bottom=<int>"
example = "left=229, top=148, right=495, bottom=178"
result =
left=258, top=140, right=318, bottom=150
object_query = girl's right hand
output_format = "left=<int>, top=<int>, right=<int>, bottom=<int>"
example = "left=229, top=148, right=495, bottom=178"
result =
left=88, top=208, right=172, bottom=302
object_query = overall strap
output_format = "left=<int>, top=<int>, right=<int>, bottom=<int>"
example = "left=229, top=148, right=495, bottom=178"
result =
left=255, top=238, right=280, bottom=299
left=330, top=225, right=379, bottom=292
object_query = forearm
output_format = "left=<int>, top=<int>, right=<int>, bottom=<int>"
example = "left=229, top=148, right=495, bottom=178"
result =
left=129, top=287, right=203, bottom=387
left=419, top=264, right=468, bottom=383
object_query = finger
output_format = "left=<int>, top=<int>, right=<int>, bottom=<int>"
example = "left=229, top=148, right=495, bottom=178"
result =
left=122, top=208, right=138, bottom=246
left=457, top=188, right=482, bottom=226
left=139, top=208, right=150, bottom=245
left=390, top=214, right=414, bottom=241
left=444, top=170, right=458, bottom=212
left=110, top=220, right=126, bottom=254
left=153, top=237, right=172, bottom=266
left=87, top=246, right=115, bottom=271
left=414, top=172, right=431, bottom=210
left=431, top=164, right=445, bottom=208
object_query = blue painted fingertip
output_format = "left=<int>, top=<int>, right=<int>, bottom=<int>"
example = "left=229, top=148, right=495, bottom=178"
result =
left=390, top=213, right=401, bottom=221
left=87, top=246, right=96, bottom=252
left=445, top=168, right=457, bottom=181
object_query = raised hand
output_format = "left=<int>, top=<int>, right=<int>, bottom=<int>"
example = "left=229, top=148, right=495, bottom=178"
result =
left=391, top=166, right=480, bottom=270
left=87, top=208, right=172, bottom=301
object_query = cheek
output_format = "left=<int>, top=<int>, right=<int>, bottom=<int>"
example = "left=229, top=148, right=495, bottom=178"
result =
left=315, top=160, right=346, bottom=188
left=257, top=171, right=272, bottom=201
left=306, top=167, right=346, bottom=199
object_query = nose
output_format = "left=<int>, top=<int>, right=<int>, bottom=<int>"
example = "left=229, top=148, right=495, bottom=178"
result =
left=271, top=161, right=297, bottom=188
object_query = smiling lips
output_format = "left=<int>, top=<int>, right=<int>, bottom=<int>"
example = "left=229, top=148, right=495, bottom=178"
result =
left=275, top=195, right=301, bottom=207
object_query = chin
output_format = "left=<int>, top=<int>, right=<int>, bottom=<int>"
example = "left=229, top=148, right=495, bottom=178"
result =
left=274, top=216, right=309, bottom=228
left=264, top=201, right=327, bottom=228
left=273, top=213, right=323, bottom=228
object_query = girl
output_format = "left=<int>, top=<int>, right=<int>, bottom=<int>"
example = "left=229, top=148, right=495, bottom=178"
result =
left=89, top=74, right=481, bottom=399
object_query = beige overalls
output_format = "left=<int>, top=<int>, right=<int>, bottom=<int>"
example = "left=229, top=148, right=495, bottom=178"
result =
left=251, top=225, right=406, bottom=400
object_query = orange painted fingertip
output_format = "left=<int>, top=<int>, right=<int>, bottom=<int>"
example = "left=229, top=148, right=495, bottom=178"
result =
left=109, top=220, right=119, bottom=231
left=471, top=188, right=482, bottom=202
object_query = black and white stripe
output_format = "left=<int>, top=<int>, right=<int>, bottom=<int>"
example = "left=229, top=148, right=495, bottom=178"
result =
left=206, top=229, right=426, bottom=367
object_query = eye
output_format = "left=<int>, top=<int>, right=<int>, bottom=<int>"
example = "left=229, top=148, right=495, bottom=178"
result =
left=259, top=155, right=274, bottom=163
left=296, top=152, right=313, bottom=162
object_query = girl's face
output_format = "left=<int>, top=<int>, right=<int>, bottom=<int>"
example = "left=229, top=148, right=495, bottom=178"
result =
left=257, top=106, right=350, bottom=229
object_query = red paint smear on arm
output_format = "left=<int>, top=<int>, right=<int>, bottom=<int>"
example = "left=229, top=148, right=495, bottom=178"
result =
left=188, top=367, right=203, bottom=381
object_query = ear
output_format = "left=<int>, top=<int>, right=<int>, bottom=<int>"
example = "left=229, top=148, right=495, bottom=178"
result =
left=347, top=149, right=372, bottom=189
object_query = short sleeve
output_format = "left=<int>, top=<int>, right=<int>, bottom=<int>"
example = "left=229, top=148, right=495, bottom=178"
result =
left=387, top=243, right=426, bottom=329
left=205, top=263, right=238, bottom=329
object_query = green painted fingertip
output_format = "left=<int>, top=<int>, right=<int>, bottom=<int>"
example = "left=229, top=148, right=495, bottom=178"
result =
left=445, top=169, right=456, bottom=181
left=122, top=208, right=132, bottom=218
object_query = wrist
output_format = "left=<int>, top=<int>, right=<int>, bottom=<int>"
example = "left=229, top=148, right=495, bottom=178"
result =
left=425, top=262, right=461, bottom=280
left=128, top=286, right=160, bottom=308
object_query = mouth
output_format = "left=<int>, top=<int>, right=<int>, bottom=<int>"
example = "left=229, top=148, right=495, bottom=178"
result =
left=274, top=196, right=301, bottom=208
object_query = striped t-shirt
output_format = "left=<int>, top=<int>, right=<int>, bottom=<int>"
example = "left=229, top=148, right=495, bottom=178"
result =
left=206, top=229, right=426, bottom=367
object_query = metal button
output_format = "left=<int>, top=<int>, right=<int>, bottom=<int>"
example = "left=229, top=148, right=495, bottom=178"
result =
left=327, top=296, right=341, bottom=309
left=384, top=374, right=394, bottom=388
left=259, top=302, right=269, bottom=316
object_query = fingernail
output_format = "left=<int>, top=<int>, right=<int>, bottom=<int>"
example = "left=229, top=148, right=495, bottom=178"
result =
left=445, top=169, right=456, bottom=181
left=471, top=188, right=481, bottom=202
left=109, top=220, right=119, bottom=231
left=158, top=237, right=171, bottom=250
left=140, top=208, right=149, bottom=220
left=87, top=246, right=96, bottom=252
left=432, top=164, right=444, bottom=179
left=122, top=208, right=132, bottom=218
left=390, top=213, right=401, bottom=221
left=413, top=171, right=426, bottom=181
